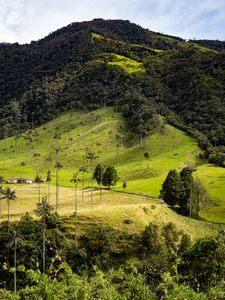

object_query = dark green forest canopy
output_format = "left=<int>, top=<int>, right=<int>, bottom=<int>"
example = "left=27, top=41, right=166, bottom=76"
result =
left=190, top=39, right=225, bottom=52
left=1, top=19, right=225, bottom=156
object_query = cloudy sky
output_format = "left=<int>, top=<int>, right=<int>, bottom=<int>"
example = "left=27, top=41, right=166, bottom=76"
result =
left=0, top=0, right=225, bottom=44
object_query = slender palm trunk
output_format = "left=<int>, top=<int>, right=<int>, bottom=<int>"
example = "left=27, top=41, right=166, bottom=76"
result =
left=14, top=244, right=17, bottom=293
left=38, top=182, right=41, bottom=203
left=189, top=183, right=192, bottom=218
left=48, top=181, right=50, bottom=203
left=7, top=200, right=10, bottom=233
left=74, top=185, right=77, bottom=243
left=74, top=185, right=77, bottom=214
left=82, top=172, right=84, bottom=203
left=43, top=217, right=46, bottom=273
left=99, top=184, right=102, bottom=201
left=90, top=168, right=93, bottom=209
left=56, top=168, right=59, bottom=212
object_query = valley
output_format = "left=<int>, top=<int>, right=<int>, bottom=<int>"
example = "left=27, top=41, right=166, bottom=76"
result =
left=0, top=18, right=225, bottom=298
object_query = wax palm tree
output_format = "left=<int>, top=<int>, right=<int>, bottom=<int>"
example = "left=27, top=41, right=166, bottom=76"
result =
left=35, top=196, right=49, bottom=273
left=8, top=231, right=23, bottom=293
left=55, top=162, right=63, bottom=212
left=2, top=187, right=17, bottom=232
left=79, top=166, right=88, bottom=203
left=85, top=149, right=98, bottom=208
left=70, top=172, right=81, bottom=214
left=35, top=174, right=42, bottom=203
left=70, top=172, right=81, bottom=243
left=46, top=170, right=51, bottom=202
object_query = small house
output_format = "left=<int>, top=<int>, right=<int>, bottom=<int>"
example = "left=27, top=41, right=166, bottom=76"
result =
left=6, top=178, right=33, bottom=184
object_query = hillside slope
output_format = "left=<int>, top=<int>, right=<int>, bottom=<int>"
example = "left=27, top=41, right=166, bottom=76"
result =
left=0, top=108, right=224, bottom=224
left=0, top=19, right=225, bottom=161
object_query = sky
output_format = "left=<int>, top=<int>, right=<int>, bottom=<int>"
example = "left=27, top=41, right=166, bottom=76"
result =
left=0, top=0, right=225, bottom=44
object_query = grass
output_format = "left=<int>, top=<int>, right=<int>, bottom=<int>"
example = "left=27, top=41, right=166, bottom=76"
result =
left=0, top=184, right=222, bottom=239
left=91, top=32, right=105, bottom=40
left=130, top=43, right=164, bottom=53
left=108, top=54, right=145, bottom=73
left=0, top=107, right=224, bottom=225
left=197, top=164, right=225, bottom=223
left=91, top=32, right=164, bottom=53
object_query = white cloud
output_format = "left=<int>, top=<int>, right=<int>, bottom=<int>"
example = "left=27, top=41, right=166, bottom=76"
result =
left=0, top=0, right=224, bottom=43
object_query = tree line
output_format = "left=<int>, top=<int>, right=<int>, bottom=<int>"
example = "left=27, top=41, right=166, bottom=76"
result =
left=160, top=167, right=210, bottom=218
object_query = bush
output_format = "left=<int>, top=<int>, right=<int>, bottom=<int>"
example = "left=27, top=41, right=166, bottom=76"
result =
left=123, top=218, right=133, bottom=224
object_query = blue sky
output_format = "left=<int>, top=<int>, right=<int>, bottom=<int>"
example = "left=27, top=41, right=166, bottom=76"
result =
left=0, top=0, right=225, bottom=43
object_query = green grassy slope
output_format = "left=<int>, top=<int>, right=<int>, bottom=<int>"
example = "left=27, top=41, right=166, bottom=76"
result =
left=108, top=54, right=145, bottom=73
left=0, top=185, right=222, bottom=239
left=0, top=107, right=224, bottom=224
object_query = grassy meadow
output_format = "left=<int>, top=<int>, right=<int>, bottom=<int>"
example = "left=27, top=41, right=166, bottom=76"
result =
left=0, top=107, right=224, bottom=226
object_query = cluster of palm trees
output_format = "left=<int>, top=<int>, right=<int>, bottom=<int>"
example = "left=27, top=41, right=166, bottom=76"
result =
left=2, top=196, right=48, bottom=294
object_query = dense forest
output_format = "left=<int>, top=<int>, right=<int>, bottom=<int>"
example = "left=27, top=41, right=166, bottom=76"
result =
left=1, top=19, right=225, bottom=165
left=190, top=39, right=225, bottom=52
left=0, top=202, right=224, bottom=299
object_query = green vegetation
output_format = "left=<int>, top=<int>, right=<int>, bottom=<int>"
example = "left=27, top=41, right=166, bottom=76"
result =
left=160, top=167, right=210, bottom=218
left=0, top=107, right=224, bottom=224
left=0, top=208, right=224, bottom=299
left=108, top=54, right=145, bottom=73
left=0, top=18, right=225, bottom=299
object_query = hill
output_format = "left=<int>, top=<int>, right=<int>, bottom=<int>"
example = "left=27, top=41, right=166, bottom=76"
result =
left=0, top=107, right=224, bottom=225
left=189, top=39, right=225, bottom=52
left=0, top=19, right=225, bottom=299
left=0, top=19, right=225, bottom=167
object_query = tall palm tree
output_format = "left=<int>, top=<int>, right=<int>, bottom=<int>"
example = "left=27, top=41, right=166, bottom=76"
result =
left=79, top=166, right=88, bottom=203
left=2, top=187, right=17, bottom=232
left=70, top=172, right=81, bottom=243
left=70, top=172, right=81, bottom=214
left=85, top=149, right=98, bottom=209
left=8, top=231, right=23, bottom=294
left=55, top=162, right=63, bottom=212
left=46, top=170, right=51, bottom=203
left=35, top=196, right=49, bottom=273
left=35, top=174, right=42, bottom=203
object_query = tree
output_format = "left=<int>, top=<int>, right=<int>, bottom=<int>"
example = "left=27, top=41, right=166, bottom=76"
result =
left=8, top=231, right=23, bottom=293
left=71, top=172, right=81, bottom=214
left=79, top=166, right=88, bottom=203
left=35, top=196, right=52, bottom=274
left=35, top=174, right=42, bottom=204
left=46, top=170, right=51, bottom=203
left=55, top=162, right=63, bottom=211
left=2, top=187, right=17, bottom=232
left=85, top=149, right=98, bottom=208
left=93, top=164, right=105, bottom=200
left=144, top=152, right=149, bottom=159
left=122, top=179, right=127, bottom=192
left=102, top=166, right=118, bottom=190
left=179, top=167, right=194, bottom=216
left=180, top=230, right=225, bottom=290
left=160, top=170, right=183, bottom=209
left=193, top=178, right=211, bottom=218
left=70, top=172, right=81, bottom=243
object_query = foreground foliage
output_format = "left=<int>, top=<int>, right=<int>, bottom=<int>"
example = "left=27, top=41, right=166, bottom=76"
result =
left=0, top=206, right=224, bottom=299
